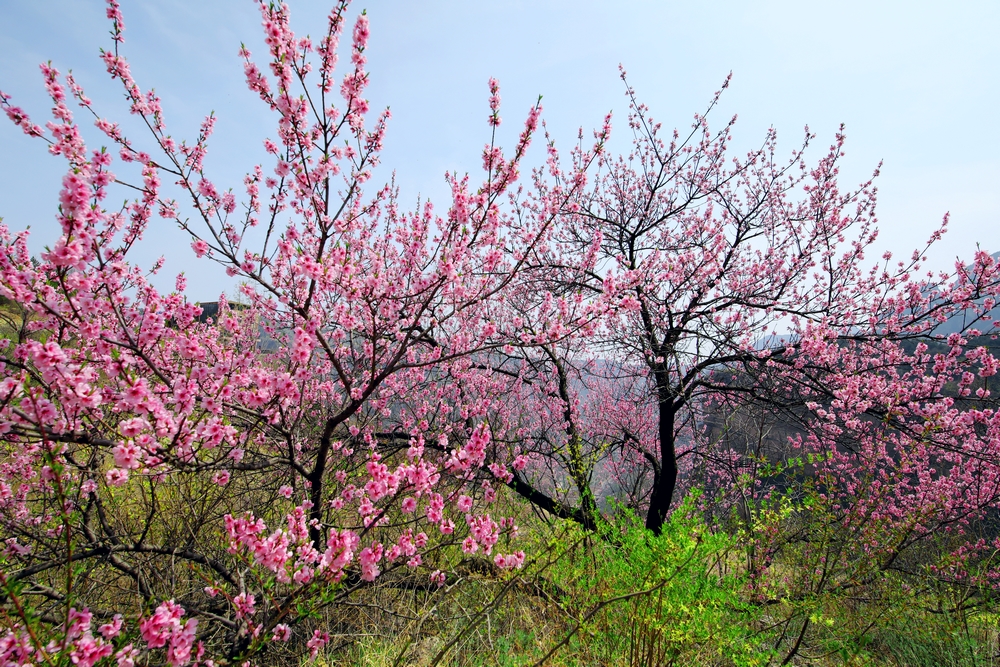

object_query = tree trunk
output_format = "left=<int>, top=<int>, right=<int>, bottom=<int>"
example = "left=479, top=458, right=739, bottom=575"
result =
left=644, top=396, right=677, bottom=534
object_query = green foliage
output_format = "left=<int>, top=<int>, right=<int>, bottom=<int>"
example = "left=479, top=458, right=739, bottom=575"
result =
left=538, top=491, right=773, bottom=666
left=261, top=480, right=1000, bottom=666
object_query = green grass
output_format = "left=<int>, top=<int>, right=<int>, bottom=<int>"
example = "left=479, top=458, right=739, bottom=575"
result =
left=301, top=487, right=1000, bottom=667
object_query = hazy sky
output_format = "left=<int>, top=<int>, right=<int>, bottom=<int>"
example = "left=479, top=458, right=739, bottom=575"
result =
left=1, top=1, right=998, bottom=297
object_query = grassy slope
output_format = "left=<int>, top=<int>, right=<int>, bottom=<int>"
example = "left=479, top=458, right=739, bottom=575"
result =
left=309, top=487, right=1000, bottom=667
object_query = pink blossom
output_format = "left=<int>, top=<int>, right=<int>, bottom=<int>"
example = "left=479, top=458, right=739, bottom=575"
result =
left=139, top=599, right=184, bottom=649
left=99, top=615, right=123, bottom=640
left=232, top=592, right=255, bottom=620
left=105, top=468, right=129, bottom=487
left=191, top=239, right=210, bottom=257
left=359, top=544, right=382, bottom=581
left=494, top=551, right=525, bottom=570
left=115, top=645, right=137, bottom=667
left=306, top=630, right=329, bottom=660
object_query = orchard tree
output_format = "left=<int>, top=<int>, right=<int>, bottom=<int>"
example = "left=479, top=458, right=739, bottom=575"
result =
left=503, top=72, right=1000, bottom=540
left=0, top=1, right=607, bottom=663
left=474, top=70, right=1000, bottom=661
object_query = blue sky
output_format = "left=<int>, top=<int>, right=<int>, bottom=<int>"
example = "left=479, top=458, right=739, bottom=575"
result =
left=1, top=1, right=998, bottom=297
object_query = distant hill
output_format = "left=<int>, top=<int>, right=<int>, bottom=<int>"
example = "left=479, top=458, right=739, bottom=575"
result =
left=932, top=250, right=1000, bottom=335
